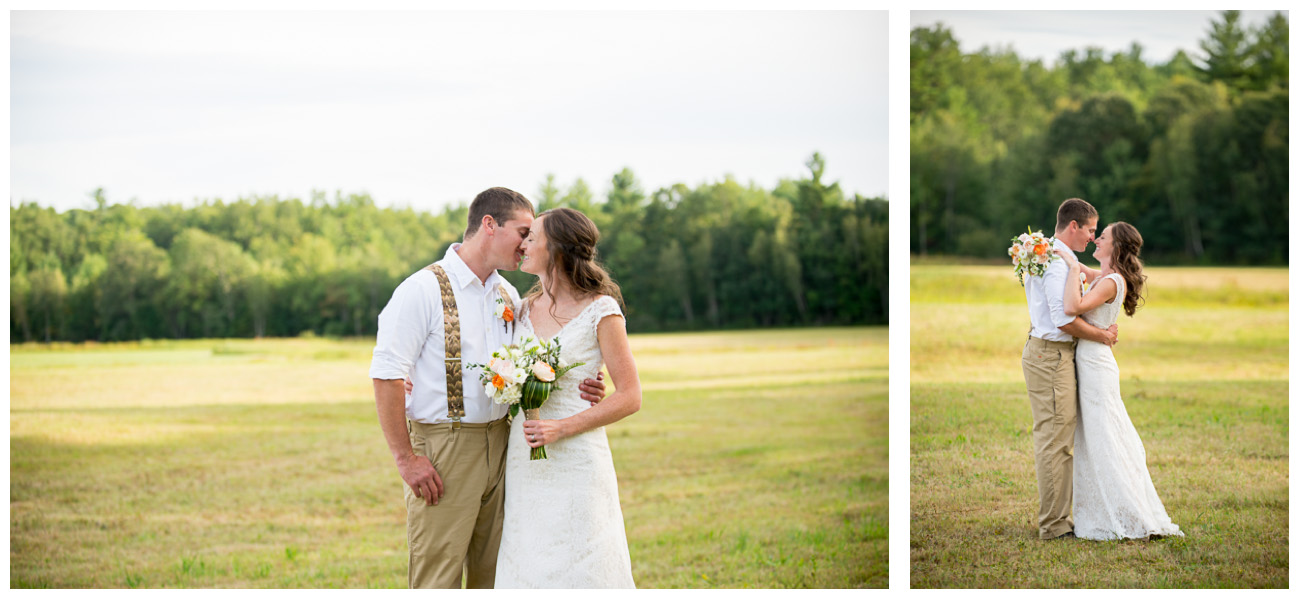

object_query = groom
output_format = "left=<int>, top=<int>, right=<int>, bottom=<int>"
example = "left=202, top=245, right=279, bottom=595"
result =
left=1021, top=198, right=1118, bottom=540
left=370, top=187, right=606, bottom=588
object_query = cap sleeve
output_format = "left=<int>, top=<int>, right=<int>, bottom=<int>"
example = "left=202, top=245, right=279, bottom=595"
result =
left=1109, top=273, right=1126, bottom=304
left=590, top=295, right=624, bottom=327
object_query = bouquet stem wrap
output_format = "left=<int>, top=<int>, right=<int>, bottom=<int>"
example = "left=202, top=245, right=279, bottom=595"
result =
left=522, top=380, right=552, bottom=460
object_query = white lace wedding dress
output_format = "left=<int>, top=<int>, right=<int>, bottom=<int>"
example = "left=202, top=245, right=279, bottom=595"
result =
left=495, top=295, right=636, bottom=588
left=1073, top=273, right=1183, bottom=541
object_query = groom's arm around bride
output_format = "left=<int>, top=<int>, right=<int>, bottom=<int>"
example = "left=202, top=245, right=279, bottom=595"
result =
left=1045, top=262, right=1117, bottom=347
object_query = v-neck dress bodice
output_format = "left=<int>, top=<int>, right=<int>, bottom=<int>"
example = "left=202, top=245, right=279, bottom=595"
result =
left=495, top=295, right=636, bottom=588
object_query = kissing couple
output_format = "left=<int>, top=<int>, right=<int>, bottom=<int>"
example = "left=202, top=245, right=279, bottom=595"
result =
left=370, top=187, right=640, bottom=587
left=1021, top=198, right=1183, bottom=541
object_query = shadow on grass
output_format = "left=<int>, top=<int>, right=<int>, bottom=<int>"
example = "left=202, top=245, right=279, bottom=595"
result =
left=911, top=380, right=1288, bottom=588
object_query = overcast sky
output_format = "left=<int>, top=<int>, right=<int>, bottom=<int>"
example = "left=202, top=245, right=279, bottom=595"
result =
left=911, top=10, right=1286, bottom=66
left=10, top=10, right=887, bottom=213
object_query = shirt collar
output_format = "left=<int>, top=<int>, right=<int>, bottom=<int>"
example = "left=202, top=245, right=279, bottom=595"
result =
left=443, top=243, right=501, bottom=291
left=1052, top=237, right=1072, bottom=254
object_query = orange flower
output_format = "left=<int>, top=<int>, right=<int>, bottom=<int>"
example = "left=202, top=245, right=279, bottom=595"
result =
left=502, top=306, right=514, bottom=322
left=492, top=373, right=505, bottom=390
left=1033, top=243, right=1048, bottom=256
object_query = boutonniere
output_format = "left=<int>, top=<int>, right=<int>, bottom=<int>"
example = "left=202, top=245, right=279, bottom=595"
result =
left=494, top=285, right=515, bottom=335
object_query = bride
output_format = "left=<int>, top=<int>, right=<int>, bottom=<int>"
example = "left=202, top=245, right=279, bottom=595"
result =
left=1054, top=222, right=1182, bottom=541
left=495, top=207, right=640, bottom=588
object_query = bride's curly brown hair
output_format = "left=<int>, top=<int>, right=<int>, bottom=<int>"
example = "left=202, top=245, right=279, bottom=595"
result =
left=1108, top=221, right=1147, bottom=317
left=524, top=207, right=625, bottom=318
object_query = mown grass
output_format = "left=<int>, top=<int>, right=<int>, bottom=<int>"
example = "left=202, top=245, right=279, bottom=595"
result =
left=911, top=264, right=1288, bottom=588
left=11, top=327, right=886, bottom=588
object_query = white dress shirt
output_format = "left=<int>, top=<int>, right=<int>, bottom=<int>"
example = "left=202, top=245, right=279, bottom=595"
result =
left=1025, top=238, right=1079, bottom=342
left=369, top=244, right=519, bottom=424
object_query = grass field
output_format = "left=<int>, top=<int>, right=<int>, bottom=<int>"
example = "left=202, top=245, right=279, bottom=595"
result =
left=911, top=264, right=1288, bottom=588
left=11, top=327, right=886, bottom=588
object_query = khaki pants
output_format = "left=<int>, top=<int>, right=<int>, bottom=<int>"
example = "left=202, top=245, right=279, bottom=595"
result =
left=1021, top=336, right=1078, bottom=540
left=405, top=417, right=509, bottom=588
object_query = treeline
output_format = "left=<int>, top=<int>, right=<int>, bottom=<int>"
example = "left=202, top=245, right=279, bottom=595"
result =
left=911, top=10, right=1288, bottom=264
left=10, top=154, right=887, bottom=343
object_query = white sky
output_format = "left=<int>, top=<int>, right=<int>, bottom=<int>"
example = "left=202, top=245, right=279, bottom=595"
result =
left=911, top=10, right=1286, bottom=66
left=10, top=10, right=888, bottom=212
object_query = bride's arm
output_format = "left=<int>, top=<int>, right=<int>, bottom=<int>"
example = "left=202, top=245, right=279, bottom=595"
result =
left=1054, top=250, right=1115, bottom=316
left=522, top=315, right=641, bottom=447
left=1064, top=271, right=1117, bottom=317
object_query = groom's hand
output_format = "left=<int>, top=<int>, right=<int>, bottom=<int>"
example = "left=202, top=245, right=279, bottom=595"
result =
left=579, top=371, right=607, bottom=406
left=1091, top=323, right=1119, bottom=347
left=397, top=453, right=444, bottom=506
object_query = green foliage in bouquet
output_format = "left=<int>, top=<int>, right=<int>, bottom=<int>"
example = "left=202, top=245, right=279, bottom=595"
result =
left=516, top=337, right=583, bottom=460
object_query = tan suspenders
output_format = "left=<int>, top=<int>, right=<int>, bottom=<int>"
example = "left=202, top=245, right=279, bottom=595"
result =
left=424, top=264, right=465, bottom=428
left=422, top=262, right=514, bottom=430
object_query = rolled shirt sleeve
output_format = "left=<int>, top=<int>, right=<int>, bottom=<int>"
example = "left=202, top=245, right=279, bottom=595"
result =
left=1041, top=257, right=1075, bottom=330
left=369, top=274, right=439, bottom=381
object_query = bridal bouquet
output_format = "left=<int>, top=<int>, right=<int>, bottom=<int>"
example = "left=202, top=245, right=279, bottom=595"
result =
left=470, top=336, right=584, bottom=460
left=1008, top=228, right=1057, bottom=286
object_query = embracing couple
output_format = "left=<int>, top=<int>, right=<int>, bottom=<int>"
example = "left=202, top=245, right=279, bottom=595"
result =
left=1022, top=198, right=1183, bottom=542
left=370, top=187, right=639, bottom=588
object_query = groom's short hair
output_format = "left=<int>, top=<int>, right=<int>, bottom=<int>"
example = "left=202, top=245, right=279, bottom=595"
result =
left=1056, top=198, right=1098, bottom=232
left=465, top=187, right=534, bottom=237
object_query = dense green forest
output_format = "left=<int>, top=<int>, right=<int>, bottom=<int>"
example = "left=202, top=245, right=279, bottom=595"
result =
left=912, top=10, right=1288, bottom=264
left=9, top=155, right=887, bottom=342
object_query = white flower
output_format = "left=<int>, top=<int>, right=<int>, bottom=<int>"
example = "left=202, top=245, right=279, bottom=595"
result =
left=1019, top=233, right=1031, bottom=243
left=490, top=359, right=527, bottom=387
left=488, top=356, right=513, bottom=376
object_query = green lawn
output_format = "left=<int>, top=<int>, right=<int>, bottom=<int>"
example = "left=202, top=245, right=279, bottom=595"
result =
left=11, top=327, right=886, bottom=588
left=911, top=265, right=1288, bottom=588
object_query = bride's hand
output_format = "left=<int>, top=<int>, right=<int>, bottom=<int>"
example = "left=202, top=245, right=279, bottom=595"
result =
left=522, top=419, right=567, bottom=447
left=1052, top=248, right=1076, bottom=266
